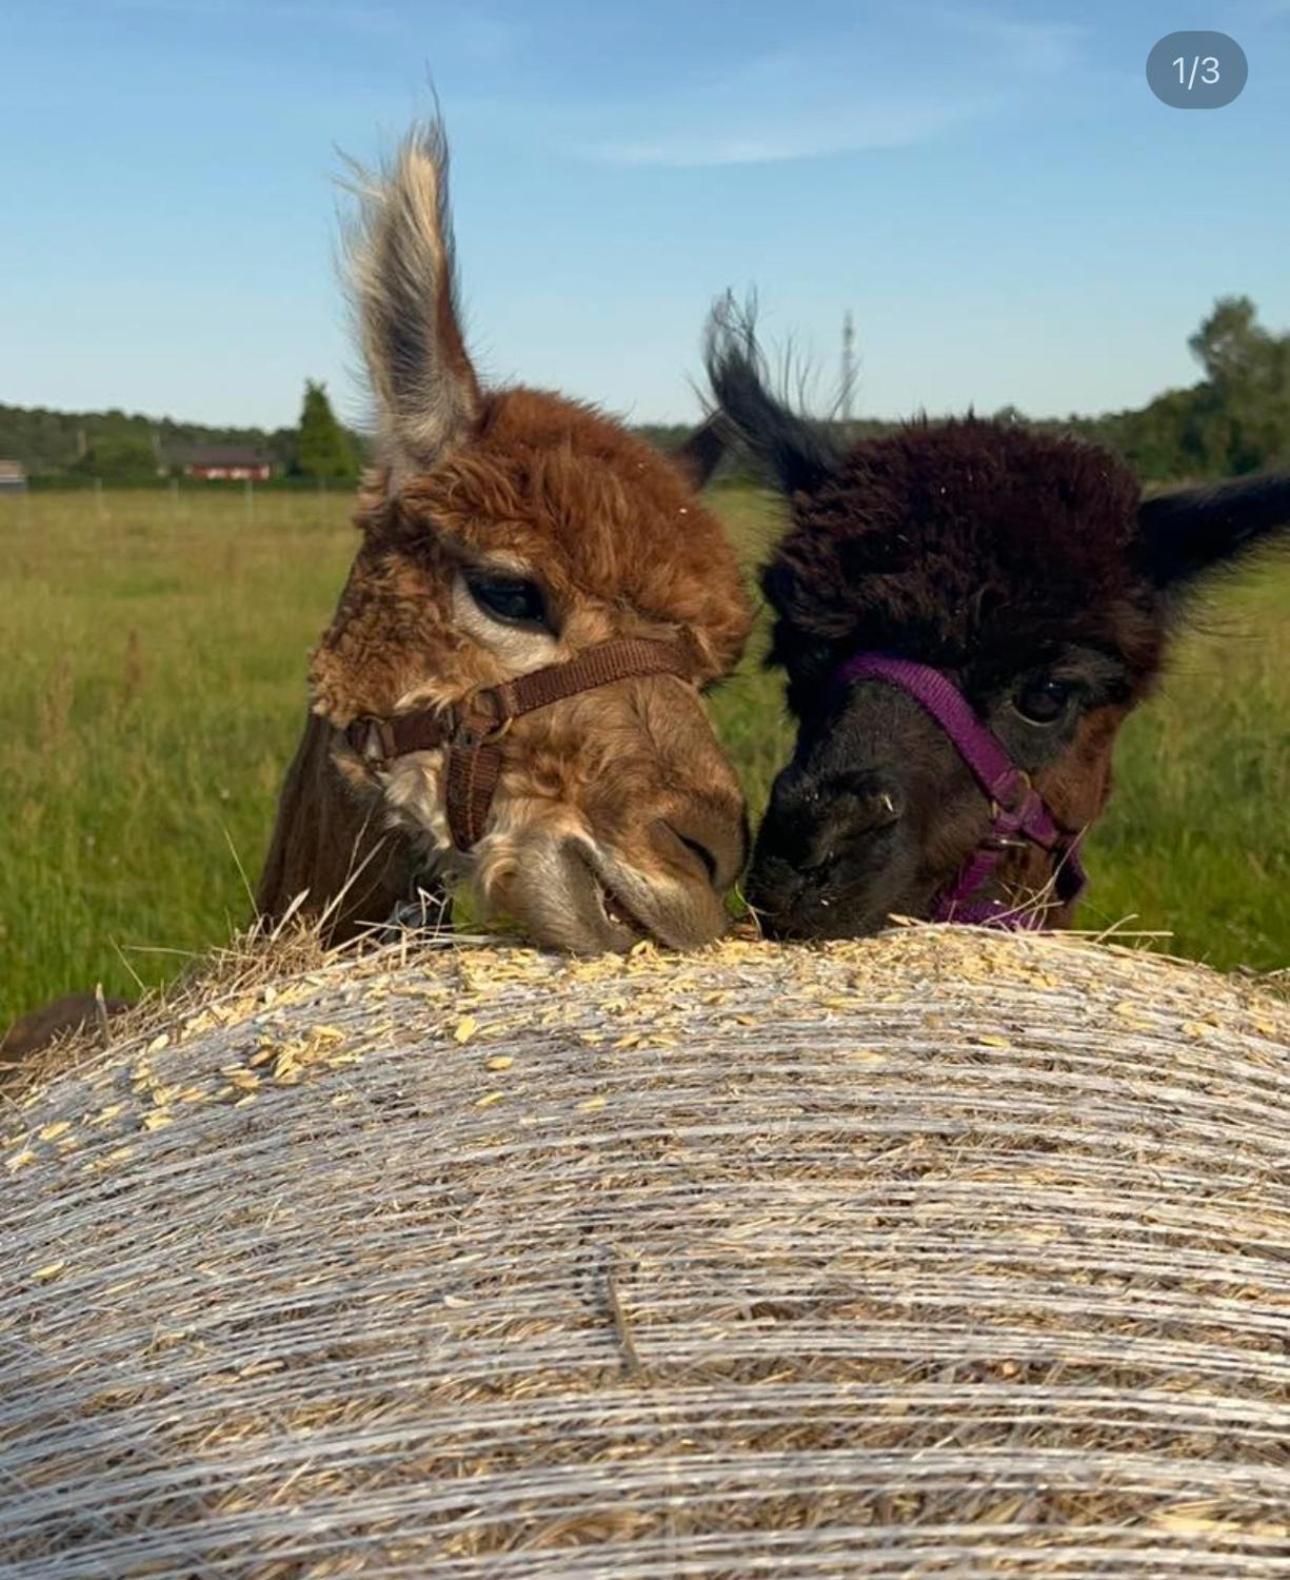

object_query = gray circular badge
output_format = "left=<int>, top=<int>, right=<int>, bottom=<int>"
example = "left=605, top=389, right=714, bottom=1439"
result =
left=1147, top=32, right=1247, bottom=108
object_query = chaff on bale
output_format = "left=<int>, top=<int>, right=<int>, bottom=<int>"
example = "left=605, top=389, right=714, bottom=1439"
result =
left=2, top=926, right=1289, bottom=1577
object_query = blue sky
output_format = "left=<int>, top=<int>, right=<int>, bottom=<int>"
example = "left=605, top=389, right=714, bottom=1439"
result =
left=4, top=0, right=1289, bottom=430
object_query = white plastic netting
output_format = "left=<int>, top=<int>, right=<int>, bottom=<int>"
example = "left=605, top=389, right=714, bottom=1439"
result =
left=2, top=927, right=1288, bottom=1576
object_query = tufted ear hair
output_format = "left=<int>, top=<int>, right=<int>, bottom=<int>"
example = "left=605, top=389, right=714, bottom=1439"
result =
left=669, top=414, right=729, bottom=490
left=1136, top=472, right=1290, bottom=594
left=344, top=121, right=482, bottom=484
left=703, top=293, right=840, bottom=497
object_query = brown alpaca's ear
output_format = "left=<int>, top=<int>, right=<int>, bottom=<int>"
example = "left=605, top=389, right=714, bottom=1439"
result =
left=345, top=121, right=482, bottom=483
left=1136, top=473, right=1290, bottom=594
left=704, top=292, right=839, bottom=497
left=669, top=415, right=728, bottom=490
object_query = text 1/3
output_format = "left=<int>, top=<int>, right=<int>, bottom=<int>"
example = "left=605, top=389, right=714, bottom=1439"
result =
left=1147, top=32, right=1247, bottom=109
left=1174, top=56, right=1220, bottom=90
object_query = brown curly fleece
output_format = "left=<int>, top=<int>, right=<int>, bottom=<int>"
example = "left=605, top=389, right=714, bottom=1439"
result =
left=311, top=389, right=749, bottom=727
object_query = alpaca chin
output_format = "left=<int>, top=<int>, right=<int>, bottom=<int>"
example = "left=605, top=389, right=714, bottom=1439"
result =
left=470, top=799, right=609, bottom=947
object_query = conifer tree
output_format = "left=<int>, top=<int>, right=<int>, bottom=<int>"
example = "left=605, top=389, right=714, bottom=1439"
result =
left=296, top=381, right=355, bottom=480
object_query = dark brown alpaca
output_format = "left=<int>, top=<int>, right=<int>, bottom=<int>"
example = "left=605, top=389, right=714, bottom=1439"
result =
left=258, top=126, right=752, bottom=950
left=706, top=309, right=1290, bottom=938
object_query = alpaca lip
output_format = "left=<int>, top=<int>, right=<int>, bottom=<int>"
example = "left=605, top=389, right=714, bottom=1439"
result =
left=571, top=846, right=654, bottom=946
left=595, top=877, right=651, bottom=942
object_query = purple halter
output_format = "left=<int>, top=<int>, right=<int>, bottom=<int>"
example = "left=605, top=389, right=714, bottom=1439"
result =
left=835, top=654, right=1087, bottom=928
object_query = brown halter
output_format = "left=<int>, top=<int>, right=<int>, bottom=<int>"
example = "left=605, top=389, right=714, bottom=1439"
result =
left=344, top=638, right=694, bottom=851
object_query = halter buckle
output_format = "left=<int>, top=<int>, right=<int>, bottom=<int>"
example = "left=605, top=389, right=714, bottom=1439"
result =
left=989, top=768, right=1033, bottom=818
left=452, top=685, right=514, bottom=747
left=347, top=716, right=396, bottom=766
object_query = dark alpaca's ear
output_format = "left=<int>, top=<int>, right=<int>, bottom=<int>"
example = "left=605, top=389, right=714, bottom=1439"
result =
left=1136, top=473, right=1290, bottom=594
left=704, top=294, right=839, bottom=497
left=669, top=415, right=728, bottom=490
left=345, top=121, right=482, bottom=484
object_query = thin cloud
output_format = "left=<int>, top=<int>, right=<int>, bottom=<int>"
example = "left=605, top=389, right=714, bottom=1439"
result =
left=923, top=7, right=1087, bottom=75
left=591, top=96, right=990, bottom=168
left=570, top=14, right=1081, bottom=170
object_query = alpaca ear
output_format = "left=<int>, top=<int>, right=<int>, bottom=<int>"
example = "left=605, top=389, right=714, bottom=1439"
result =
left=669, top=415, right=728, bottom=489
left=345, top=122, right=482, bottom=482
left=1136, top=473, right=1290, bottom=594
left=704, top=293, right=839, bottom=497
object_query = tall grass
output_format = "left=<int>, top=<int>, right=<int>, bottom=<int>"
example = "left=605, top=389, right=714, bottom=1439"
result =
left=1, top=485, right=1285, bottom=1022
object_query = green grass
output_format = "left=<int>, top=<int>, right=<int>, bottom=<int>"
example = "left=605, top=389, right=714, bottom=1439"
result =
left=2, top=485, right=1286, bottom=1023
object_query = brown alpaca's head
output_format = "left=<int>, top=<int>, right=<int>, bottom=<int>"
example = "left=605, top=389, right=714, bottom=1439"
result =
left=707, top=310, right=1290, bottom=939
left=309, top=128, right=752, bottom=951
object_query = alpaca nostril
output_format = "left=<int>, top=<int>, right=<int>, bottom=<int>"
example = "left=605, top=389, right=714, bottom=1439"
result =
left=676, top=833, right=718, bottom=884
left=852, top=789, right=902, bottom=832
left=793, top=787, right=903, bottom=873
left=659, top=816, right=736, bottom=889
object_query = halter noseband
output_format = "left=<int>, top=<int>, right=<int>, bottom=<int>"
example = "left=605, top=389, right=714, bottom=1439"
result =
left=835, top=654, right=1087, bottom=928
left=344, top=638, right=693, bottom=853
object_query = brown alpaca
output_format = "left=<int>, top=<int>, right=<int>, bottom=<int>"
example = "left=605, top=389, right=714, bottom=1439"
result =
left=257, top=126, right=752, bottom=951
left=0, top=993, right=129, bottom=1081
left=706, top=306, right=1290, bottom=938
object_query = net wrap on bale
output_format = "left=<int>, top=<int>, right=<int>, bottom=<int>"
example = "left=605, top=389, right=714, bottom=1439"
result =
left=2, top=927, right=1289, bottom=1576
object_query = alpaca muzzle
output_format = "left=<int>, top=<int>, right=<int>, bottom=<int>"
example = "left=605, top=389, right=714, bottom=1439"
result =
left=345, top=638, right=696, bottom=852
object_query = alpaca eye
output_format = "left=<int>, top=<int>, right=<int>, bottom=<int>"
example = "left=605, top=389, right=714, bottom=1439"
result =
left=1013, top=677, right=1074, bottom=725
left=466, top=574, right=549, bottom=628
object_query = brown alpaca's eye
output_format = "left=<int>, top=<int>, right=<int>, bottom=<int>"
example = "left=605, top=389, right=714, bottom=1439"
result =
left=466, top=574, right=549, bottom=628
left=1013, top=677, right=1074, bottom=725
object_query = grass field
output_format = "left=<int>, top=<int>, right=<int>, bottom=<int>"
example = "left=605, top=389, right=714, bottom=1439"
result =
left=1, top=485, right=1287, bottom=1023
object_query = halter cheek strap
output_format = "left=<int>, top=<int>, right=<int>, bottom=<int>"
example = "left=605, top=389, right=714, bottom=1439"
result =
left=835, top=654, right=1087, bottom=928
left=344, top=638, right=693, bottom=853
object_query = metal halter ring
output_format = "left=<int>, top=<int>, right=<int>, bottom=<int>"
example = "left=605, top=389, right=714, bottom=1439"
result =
left=452, top=687, right=515, bottom=747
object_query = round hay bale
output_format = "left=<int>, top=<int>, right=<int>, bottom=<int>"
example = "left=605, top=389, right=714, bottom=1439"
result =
left=2, top=929, right=1288, bottom=1576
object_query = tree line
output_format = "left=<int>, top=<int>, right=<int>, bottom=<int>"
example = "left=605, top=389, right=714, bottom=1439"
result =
left=4, top=299, right=1287, bottom=486
left=0, top=380, right=364, bottom=484
left=1062, top=297, right=1290, bottom=481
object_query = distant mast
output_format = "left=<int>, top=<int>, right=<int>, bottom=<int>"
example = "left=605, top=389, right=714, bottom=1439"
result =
left=839, top=310, right=857, bottom=426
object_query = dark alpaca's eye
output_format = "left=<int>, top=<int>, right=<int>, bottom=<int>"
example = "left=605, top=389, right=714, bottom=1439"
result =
left=466, top=574, right=549, bottom=628
left=1012, top=677, right=1075, bottom=725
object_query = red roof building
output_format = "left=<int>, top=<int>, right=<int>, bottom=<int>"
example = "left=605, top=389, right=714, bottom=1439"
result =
left=175, top=446, right=273, bottom=482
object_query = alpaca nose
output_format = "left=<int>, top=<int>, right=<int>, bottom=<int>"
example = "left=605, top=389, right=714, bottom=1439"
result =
left=835, top=784, right=902, bottom=840
left=659, top=806, right=747, bottom=892
left=801, top=787, right=903, bottom=871
left=765, top=767, right=904, bottom=872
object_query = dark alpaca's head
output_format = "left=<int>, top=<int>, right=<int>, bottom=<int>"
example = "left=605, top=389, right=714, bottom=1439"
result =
left=707, top=307, right=1290, bottom=939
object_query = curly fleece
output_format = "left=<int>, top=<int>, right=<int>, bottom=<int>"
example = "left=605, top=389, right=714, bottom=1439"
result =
left=765, top=417, right=1165, bottom=704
